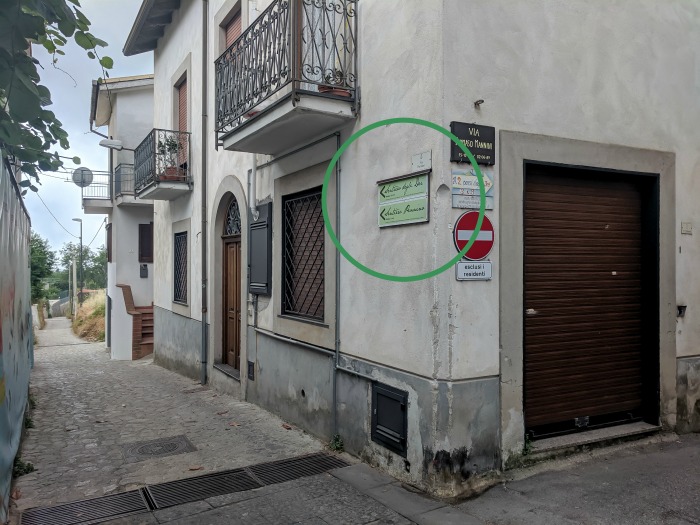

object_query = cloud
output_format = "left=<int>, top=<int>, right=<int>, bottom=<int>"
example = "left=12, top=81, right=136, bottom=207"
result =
left=24, top=0, right=152, bottom=252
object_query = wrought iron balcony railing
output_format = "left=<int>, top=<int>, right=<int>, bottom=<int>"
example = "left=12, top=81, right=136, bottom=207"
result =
left=134, top=129, right=191, bottom=193
left=115, top=163, right=134, bottom=197
left=215, top=0, right=358, bottom=138
left=81, top=172, right=111, bottom=200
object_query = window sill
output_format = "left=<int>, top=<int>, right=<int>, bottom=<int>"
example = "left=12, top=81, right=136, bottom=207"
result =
left=278, top=314, right=328, bottom=328
left=213, top=363, right=240, bottom=381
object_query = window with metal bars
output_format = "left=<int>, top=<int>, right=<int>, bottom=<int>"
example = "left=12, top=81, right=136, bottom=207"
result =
left=173, top=232, right=188, bottom=304
left=282, top=188, right=324, bottom=321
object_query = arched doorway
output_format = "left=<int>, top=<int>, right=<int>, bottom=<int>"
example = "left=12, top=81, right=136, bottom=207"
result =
left=222, top=196, right=242, bottom=371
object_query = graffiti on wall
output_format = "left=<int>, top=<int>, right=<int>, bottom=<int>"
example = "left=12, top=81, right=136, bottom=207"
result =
left=0, top=159, right=32, bottom=523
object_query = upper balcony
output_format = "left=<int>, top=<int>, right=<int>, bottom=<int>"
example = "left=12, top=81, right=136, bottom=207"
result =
left=134, top=129, right=192, bottom=200
left=81, top=172, right=112, bottom=215
left=114, top=163, right=153, bottom=207
left=215, top=0, right=358, bottom=155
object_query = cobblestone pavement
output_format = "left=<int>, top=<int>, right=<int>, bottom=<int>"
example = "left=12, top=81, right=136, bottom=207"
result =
left=12, top=318, right=323, bottom=512
left=10, top=318, right=700, bottom=525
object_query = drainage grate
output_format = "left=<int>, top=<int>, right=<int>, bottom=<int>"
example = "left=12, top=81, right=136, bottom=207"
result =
left=144, top=452, right=349, bottom=509
left=20, top=490, right=149, bottom=525
left=121, top=435, right=196, bottom=463
left=248, top=452, right=350, bottom=485
left=145, top=468, right=261, bottom=509
left=21, top=453, right=350, bottom=522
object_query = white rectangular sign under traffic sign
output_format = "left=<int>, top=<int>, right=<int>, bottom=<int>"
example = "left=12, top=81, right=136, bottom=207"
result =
left=456, top=261, right=492, bottom=281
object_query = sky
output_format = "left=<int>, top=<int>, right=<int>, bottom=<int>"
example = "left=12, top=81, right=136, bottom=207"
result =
left=24, top=0, right=152, bottom=254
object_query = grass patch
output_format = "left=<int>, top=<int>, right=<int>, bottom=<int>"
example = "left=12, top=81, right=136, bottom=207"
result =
left=35, top=299, right=46, bottom=329
left=72, top=290, right=106, bottom=342
left=329, top=434, right=344, bottom=452
left=13, top=457, right=35, bottom=478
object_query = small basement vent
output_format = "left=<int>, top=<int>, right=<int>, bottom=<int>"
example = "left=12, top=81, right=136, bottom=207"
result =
left=371, top=383, right=408, bottom=457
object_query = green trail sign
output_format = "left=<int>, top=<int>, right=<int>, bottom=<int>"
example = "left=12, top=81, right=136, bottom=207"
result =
left=378, top=172, right=429, bottom=204
left=377, top=169, right=431, bottom=228
left=378, top=196, right=429, bottom=227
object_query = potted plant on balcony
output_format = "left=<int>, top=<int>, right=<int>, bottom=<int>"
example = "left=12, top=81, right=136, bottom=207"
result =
left=318, top=69, right=351, bottom=98
left=157, top=135, right=185, bottom=181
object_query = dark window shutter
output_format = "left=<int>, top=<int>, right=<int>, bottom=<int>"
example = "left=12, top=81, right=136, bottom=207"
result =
left=249, top=202, right=272, bottom=295
left=225, top=12, right=242, bottom=48
left=106, top=223, right=112, bottom=263
left=139, top=223, right=154, bottom=263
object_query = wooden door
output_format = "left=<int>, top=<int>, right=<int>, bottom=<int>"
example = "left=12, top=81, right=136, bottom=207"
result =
left=223, top=239, right=241, bottom=369
left=524, top=165, right=647, bottom=436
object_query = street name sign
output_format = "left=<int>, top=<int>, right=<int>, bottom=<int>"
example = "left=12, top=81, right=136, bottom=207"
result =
left=450, top=122, right=496, bottom=164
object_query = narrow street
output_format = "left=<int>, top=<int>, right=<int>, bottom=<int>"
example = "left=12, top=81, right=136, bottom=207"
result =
left=10, top=318, right=700, bottom=524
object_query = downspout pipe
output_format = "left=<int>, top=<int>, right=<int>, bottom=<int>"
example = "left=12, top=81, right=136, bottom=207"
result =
left=200, top=0, right=209, bottom=385
left=332, top=132, right=341, bottom=437
left=249, top=154, right=259, bottom=220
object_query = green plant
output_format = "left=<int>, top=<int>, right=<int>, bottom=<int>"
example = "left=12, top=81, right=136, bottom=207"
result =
left=29, top=393, right=36, bottom=410
left=24, top=414, right=34, bottom=429
left=157, top=135, right=179, bottom=167
left=90, top=302, right=106, bottom=318
left=329, top=434, right=344, bottom=452
left=523, top=433, right=533, bottom=456
left=12, top=457, right=35, bottom=478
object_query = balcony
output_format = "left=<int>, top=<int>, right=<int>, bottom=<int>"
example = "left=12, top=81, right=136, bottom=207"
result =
left=134, top=129, right=192, bottom=200
left=115, top=163, right=153, bottom=207
left=215, top=0, right=358, bottom=155
left=81, top=172, right=112, bottom=214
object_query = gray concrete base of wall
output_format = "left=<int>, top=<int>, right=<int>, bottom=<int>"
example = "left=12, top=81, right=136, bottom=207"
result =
left=245, top=329, right=500, bottom=498
left=153, top=306, right=202, bottom=381
left=677, top=356, right=700, bottom=433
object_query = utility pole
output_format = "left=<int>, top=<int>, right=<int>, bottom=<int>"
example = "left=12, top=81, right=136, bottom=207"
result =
left=72, top=218, right=83, bottom=304
left=72, top=258, right=77, bottom=316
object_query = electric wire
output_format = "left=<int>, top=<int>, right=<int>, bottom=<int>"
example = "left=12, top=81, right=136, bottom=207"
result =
left=86, top=219, right=106, bottom=248
left=34, top=192, right=79, bottom=239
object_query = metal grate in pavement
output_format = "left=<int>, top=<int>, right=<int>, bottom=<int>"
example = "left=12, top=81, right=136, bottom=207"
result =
left=144, top=468, right=261, bottom=509
left=121, top=434, right=196, bottom=463
left=20, top=490, right=149, bottom=525
left=20, top=452, right=350, bottom=522
left=248, top=452, right=350, bottom=485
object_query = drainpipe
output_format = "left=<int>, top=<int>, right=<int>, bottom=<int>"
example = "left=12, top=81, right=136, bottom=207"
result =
left=200, top=0, right=209, bottom=385
left=332, top=132, right=341, bottom=437
left=249, top=155, right=259, bottom=220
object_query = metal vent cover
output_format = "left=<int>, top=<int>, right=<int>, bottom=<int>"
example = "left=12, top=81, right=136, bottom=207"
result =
left=20, top=490, right=149, bottom=525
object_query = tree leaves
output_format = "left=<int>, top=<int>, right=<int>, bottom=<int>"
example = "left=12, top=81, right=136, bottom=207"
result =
left=0, top=0, right=113, bottom=185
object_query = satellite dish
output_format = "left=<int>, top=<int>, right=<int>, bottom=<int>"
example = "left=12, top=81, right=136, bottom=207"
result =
left=72, top=167, right=94, bottom=188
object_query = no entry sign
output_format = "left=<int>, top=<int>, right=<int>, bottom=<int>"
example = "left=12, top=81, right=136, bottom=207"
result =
left=453, top=211, right=494, bottom=261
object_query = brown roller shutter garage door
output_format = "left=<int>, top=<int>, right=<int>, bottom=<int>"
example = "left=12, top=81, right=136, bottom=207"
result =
left=524, top=163, right=658, bottom=437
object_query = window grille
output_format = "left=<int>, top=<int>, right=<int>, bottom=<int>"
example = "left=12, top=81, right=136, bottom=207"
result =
left=174, top=232, right=188, bottom=304
left=282, top=189, right=324, bottom=320
left=224, top=198, right=241, bottom=236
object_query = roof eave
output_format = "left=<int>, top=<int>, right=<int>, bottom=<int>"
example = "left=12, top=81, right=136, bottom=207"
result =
left=123, top=0, right=179, bottom=56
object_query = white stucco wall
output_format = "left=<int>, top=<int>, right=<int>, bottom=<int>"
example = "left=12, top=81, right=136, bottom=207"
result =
left=149, top=0, right=700, bottom=384
left=152, top=0, right=204, bottom=318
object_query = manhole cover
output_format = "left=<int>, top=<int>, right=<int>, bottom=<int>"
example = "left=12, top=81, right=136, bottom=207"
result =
left=122, top=435, right=196, bottom=463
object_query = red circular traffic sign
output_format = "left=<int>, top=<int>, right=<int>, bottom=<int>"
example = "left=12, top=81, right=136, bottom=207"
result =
left=453, top=211, right=494, bottom=261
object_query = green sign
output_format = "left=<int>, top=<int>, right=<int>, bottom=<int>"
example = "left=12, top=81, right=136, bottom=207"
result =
left=378, top=196, right=429, bottom=227
left=378, top=173, right=428, bottom=204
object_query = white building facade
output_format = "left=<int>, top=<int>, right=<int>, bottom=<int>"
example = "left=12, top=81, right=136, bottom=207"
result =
left=85, top=75, right=155, bottom=361
left=124, top=0, right=700, bottom=495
